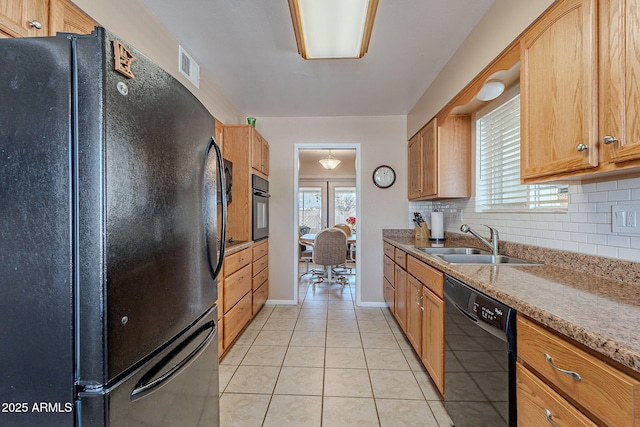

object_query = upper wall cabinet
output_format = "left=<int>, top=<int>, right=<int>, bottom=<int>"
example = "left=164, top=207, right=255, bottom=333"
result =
left=49, top=0, right=95, bottom=35
left=599, top=0, right=640, bottom=166
left=250, top=131, right=269, bottom=178
left=521, top=0, right=640, bottom=183
left=223, top=125, right=270, bottom=242
left=1, top=0, right=94, bottom=39
left=408, top=115, right=470, bottom=200
left=0, top=0, right=50, bottom=38
left=520, top=0, right=598, bottom=181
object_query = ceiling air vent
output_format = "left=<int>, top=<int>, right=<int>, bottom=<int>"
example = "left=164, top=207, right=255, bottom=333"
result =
left=179, top=45, right=199, bottom=88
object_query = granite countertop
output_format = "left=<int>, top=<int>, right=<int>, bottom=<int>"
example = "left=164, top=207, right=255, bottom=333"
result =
left=224, top=240, right=253, bottom=255
left=383, top=231, right=640, bottom=376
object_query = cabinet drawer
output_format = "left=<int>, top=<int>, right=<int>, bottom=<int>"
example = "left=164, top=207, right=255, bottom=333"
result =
left=223, top=292, right=251, bottom=348
left=252, top=239, right=268, bottom=260
left=394, top=249, right=407, bottom=269
left=223, top=263, right=252, bottom=313
left=518, top=316, right=640, bottom=427
left=383, top=255, right=395, bottom=283
left=224, top=247, right=252, bottom=276
left=252, top=281, right=268, bottom=315
left=407, top=256, right=443, bottom=298
left=517, top=363, right=596, bottom=427
left=383, top=278, right=395, bottom=310
left=383, top=242, right=395, bottom=259
left=253, top=267, right=268, bottom=292
left=253, top=254, right=268, bottom=277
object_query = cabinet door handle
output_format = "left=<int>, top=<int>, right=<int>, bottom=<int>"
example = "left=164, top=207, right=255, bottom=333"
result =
left=603, top=135, right=618, bottom=145
left=576, top=143, right=589, bottom=152
left=415, top=290, right=424, bottom=311
left=544, top=409, right=558, bottom=427
left=544, top=353, right=582, bottom=381
left=29, top=20, right=42, bottom=29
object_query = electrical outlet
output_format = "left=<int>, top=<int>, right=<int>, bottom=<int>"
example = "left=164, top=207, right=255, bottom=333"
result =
left=612, top=205, right=640, bottom=234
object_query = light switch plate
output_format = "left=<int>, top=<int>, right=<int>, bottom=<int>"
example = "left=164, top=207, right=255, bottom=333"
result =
left=612, top=205, right=640, bottom=234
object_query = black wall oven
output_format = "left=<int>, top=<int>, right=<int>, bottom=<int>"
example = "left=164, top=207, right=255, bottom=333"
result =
left=252, top=174, right=269, bottom=241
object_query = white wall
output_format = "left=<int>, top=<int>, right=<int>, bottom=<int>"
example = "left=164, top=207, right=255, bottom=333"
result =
left=72, top=0, right=244, bottom=124
left=256, top=116, right=408, bottom=304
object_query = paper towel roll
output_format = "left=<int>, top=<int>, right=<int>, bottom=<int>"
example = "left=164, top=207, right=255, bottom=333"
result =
left=431, top=211, right=444, bottom=239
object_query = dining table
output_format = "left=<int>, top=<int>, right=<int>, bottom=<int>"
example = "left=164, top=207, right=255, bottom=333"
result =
left=300, top=232, right=356, bottom=262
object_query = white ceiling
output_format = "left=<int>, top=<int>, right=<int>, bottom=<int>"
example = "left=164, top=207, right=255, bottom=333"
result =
left=143, top=0, right=495, bottom=118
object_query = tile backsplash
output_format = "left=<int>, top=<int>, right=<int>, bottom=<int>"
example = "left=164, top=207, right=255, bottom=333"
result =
left=409, top=176, right=640, bottom=263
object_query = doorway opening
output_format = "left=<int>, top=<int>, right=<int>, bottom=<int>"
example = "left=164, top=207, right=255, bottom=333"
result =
left=294, top=145, right=361, bottom=305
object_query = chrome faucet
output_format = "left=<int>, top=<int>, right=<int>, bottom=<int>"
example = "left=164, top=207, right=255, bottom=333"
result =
left=460, top=224, right=499, bottom=255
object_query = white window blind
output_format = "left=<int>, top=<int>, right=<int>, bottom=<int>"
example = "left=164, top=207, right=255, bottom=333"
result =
left=476, top=92, right=568, bottom=212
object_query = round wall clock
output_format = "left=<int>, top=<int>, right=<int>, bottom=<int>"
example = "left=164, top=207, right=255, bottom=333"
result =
left=372, top=165, right=396, bottom=188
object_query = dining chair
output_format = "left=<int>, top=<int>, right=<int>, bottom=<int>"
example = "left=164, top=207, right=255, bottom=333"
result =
left=298, top=232, right=317, bottom=277
left=333, top=223, right=352, bottom=237
left=311, top=228, right=348, bottom=287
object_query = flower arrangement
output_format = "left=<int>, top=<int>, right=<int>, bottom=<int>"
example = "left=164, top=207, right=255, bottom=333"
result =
left=346, top=216, right=356, bottom=227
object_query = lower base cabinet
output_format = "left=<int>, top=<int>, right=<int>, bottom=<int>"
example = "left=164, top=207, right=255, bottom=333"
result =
left=384, top=243, right=445, bottom=396
left=517, top=363, right=596, bottom=426
left=219, top=240, right=269, bottom=359
left=517, top=315, right=640, bottom=426
left=421, top=286, right=444, bottom=395
left=223, top=293, right=252, bottom=349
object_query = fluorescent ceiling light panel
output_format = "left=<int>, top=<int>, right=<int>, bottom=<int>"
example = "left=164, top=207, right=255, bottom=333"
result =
left=289, top=0, right=378, bottom=59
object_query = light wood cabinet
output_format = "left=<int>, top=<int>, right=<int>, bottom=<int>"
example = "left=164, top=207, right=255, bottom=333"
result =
left=407, top=254, right=445, bottom=395
left=0, top=0, right=49, bottom=38
left=394, top=264, right=407, bottom=331
left=517, top=363, right=597, bottom=427
left=251, top=238, right=268, bottom=315
left=384, top=244, right=446, bottom=396
left=223, top=293, right=251, bottom=349
left=421, top=285, right=444, bottom=395
left=223, top=263, right=252, bottom=312
left=406, top=274, right=422, bottom=356
left=521, top=0, right=640, bottom=182
left=520, top=0, right=598, bottom=181
left=251, top=132, right=269, bottom=177
left=49, top=0, right=94, bottom=35
left=517, top=315, right=640, bottom=426
left=219, top=246, right=252, bottom=357
left=407, top=116, right=470, bottom=200
left=1, top=0, right=94, bottom=39
left=223, top=125, right=270, bottom=242
left=598, top=0, right=640, bottom=167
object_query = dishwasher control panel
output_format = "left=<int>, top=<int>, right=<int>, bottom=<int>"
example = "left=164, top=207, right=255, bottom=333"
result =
left=472, top=296, right=508, bottom=330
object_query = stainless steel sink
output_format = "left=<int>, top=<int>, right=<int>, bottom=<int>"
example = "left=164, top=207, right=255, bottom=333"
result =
left=434, top=254, right=541, bottom=265
left=416, top=247, right=489, bottom=255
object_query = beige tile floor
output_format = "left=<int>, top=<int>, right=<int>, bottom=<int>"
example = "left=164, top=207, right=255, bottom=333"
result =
left=219, top=273, right=454, bottom=426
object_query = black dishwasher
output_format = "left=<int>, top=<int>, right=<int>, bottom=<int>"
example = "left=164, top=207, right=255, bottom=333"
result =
left=443, top=274, right=516, bottom=426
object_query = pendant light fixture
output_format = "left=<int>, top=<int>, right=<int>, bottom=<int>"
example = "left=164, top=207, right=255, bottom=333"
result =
left=288, top=0, right=379, bottom=59
left=319, top=150, right=341, bottom=170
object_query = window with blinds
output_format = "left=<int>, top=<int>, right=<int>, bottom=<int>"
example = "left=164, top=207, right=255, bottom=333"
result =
left=475, top=91, right=568, bottom=212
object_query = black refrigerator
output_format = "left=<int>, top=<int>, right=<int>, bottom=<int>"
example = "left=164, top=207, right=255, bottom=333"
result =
left=0, top=27, right=226, bottom=426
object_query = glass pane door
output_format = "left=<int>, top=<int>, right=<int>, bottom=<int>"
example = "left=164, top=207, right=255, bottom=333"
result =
left=298, top=185, right=326, bottom=233
left=329, top=183, right=356, bottom=230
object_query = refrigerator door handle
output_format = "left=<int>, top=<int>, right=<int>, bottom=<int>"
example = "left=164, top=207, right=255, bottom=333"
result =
left=203, top=136, right=226, bottom=280
left=130, top=320, right=216, bottom=401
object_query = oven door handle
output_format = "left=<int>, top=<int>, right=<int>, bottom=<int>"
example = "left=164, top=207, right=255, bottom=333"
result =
left=253, top=190, right=270, bottom=197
